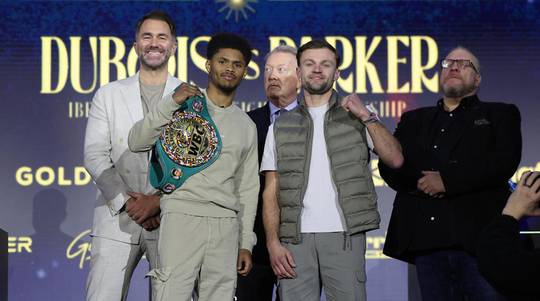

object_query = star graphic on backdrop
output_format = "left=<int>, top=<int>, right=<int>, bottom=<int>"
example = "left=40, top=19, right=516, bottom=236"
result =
left=217, top=0, right=257, bottom=22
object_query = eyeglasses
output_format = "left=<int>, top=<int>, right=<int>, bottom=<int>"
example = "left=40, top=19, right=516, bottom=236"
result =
left=441, top=59, right=478, bottom=73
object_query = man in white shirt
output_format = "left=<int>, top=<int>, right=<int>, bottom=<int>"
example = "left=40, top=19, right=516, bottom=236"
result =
left=261, top=39, right=403, bottom=301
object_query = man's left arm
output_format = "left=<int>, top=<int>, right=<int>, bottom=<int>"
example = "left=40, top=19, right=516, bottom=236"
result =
left=235, top=124, right=260, bottom=276
left=440, top=104, right=522, bottom=196
left=342, top=94, right=404, bottom=169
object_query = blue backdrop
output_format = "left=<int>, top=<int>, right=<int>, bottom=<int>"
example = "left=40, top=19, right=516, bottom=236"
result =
left=1, top=1, right=539, bottom=300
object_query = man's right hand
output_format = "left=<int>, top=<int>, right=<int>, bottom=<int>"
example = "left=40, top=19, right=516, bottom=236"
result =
left=172, top=83, right=203, bottom=105
left=267, top=240, right=296, bottom=279
left=125, top=192, right=160, bottom=224
left=141, top=214, right=161, bottom=231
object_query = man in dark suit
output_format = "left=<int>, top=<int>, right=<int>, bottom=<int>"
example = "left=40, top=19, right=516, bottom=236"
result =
left=379, top=47, right=522, bottom=301
left=236, top=45, right=300, bottom=301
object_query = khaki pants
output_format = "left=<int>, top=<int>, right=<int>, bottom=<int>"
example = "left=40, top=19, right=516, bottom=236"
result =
left=148, top=212, right=239, bottom=301
left=278, top=232, right=367, bottom=301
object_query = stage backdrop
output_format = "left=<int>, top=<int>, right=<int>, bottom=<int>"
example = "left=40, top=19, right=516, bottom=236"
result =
left=1, top=1, right=539, bottom=300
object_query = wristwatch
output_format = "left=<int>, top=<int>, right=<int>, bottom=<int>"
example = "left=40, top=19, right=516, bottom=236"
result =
left=362, top=112, right=380, bottom=124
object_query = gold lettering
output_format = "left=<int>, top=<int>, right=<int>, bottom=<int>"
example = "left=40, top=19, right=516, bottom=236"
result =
left=386, top=36, right=410, bottom=93
left=57, top=167, right=72, bottom=186
left=246, top=49, right=260, bottom=80
left=15, top=166, right=33, bottom=186
left=371, top=158, right=386, bottom=187
left=75, top=167, right=92, bottom=186
left=99, top=37, right=127, bottom=86
left=40, top=36, right=68, bottom=94
left=126, top=46, right=138, bottom=77
left=176, top=37, right=189, bottom=81
left=35, top=166, right=55, bottom=186
left=15, top=166, right=91, bottom=186
left=70, top=37, right=98, bottom=94
left=299, top=36, right=313, bottom=47
left=7, top=237, right=16, bottom=253
left=7, top=236, right=32, bottom=253
left=18, top=237, right=32, bottom=253
left=355, top=36, right=384, bottom=94
left=326, top=36, right=354, bottom=93
left=411, top=36, right=438, bottom=93
left=190, top=36, right=211, bottom=73
left=366, top=235, right=387, bottom=259
left=68, top=101, right=91, bottom=118
left=39, top=35, right=442, bottom=94
left=66, top=229, right=91, bottom=269
left=366, top=235, right=385, bottom=250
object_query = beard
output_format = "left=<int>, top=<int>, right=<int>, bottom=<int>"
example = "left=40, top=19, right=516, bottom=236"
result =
left=141, top=58, right=167, bottom=70
left=441, top=76, right=477, bottom=98
left=303, top=77, right=334, bottom=95
left=140, top=47, right=171, bottom=70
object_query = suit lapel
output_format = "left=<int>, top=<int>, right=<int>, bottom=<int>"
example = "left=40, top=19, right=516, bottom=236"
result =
left=120, top=72, right=143, bottom=124
left=164, top=74, right=180, bottom=95
left=262, top=103, right=271, bottom=130
left=121, top=73, right=180, bottom=124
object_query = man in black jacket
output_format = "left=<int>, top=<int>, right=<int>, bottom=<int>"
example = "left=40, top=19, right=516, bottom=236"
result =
left=235, top=45, right=300, bottom=301
left=478, top=171, right=540, bottom=299
left=379, top=47, right=522, bottom=301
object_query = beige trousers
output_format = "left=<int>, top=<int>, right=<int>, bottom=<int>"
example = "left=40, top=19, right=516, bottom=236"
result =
left=148, top=212, right=239, bottom=301
left=86, top=230, right=158, bottom=301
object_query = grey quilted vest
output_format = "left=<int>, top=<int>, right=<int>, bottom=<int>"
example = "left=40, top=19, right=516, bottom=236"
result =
left=274, top=90, right=380, bottom=244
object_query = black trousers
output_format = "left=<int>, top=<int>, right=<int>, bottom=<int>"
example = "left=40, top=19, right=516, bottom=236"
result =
left=235, top=264, right=277, bottom=301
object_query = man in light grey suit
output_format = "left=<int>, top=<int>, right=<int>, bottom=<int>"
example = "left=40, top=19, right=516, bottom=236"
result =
left=84, top=11, right=181, bottom=301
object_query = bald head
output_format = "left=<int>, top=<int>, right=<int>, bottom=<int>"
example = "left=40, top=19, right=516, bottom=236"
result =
left=440, top=46, right=482, bottom=99
left=447, top=46, right=480, bottom=74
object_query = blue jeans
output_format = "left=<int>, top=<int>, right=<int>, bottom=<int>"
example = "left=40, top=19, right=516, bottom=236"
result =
left=415, top=249, right=506, bottom=301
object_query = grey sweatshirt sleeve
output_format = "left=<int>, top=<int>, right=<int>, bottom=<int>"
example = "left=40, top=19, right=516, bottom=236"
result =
left=128, top=93, right=180, bottom=152
left=235, top=123, right=260, bottom=251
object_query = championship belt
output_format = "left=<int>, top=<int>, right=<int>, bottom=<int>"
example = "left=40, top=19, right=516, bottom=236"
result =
left=149, top=95, right=221, bottom=194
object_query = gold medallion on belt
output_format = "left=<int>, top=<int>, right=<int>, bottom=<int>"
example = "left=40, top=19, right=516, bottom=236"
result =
left=160, top=111, right=219, bottom=168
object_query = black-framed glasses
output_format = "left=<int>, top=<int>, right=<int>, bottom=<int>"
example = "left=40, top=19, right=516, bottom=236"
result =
left=441, top=59, right=478, bottom=73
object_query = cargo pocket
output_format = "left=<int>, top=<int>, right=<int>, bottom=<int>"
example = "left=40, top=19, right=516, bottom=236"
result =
left=146, top=267, right=173, bottom=301
left=354, top=270, right=367, bottom=300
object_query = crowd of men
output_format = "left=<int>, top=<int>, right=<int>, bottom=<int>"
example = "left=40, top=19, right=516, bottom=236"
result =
left=84, top=10, right=536, bottom=301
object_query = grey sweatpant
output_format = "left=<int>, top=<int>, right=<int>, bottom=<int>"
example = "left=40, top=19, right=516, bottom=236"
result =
left=278, top=232, right=367, bottom=301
